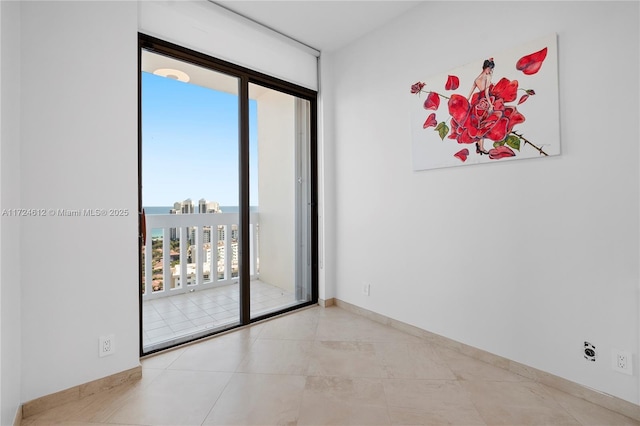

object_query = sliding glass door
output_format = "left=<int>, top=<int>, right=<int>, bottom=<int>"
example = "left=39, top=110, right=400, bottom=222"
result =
left=248, top=84, right=314, bottom=319
left=138, top=34, right=317, bottom=355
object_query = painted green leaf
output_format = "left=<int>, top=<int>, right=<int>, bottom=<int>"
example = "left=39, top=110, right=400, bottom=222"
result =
left=505, top=134, right=521, bottom=151
left=493, top=140, right=505, bottom=148
left=435, top=122, right=449, bottom=140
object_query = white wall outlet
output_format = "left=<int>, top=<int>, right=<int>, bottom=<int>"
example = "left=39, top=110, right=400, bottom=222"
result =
left=99, top=335, right=115, bottom=357
left=612, top=349, right=632, bottom=375
left=363, top=283, right=370, bottom=296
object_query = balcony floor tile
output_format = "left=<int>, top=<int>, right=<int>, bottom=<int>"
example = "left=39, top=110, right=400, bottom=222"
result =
left=142, top=280, right=298, bottom=352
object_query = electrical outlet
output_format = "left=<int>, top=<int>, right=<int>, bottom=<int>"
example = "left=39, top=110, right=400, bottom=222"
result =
left=99, top=335, right=115, bottom=357
left=612, top=349, right=632, bottom=375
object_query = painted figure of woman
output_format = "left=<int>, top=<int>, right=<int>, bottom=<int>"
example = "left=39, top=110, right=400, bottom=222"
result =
left=467, top=58, right=495, bottom=155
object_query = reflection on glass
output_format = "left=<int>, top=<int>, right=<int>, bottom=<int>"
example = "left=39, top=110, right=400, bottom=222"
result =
left=248, top=83, right=313, bottom=318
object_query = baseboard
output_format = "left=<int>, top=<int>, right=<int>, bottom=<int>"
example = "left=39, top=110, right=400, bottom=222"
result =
left=333, top=299, right=640, bottom=422
left=318, top=297, right=335, bottom=307
left=21, top=365, right=142, bottom=419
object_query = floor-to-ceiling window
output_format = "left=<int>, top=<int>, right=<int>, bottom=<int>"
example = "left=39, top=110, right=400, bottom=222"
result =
left=138, top=34, right=317, bottom=355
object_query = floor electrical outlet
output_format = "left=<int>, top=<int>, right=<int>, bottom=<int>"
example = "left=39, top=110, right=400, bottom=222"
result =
left=612, top=349, right=632, bottom=375
left=99, top=335, right=115, bottom=357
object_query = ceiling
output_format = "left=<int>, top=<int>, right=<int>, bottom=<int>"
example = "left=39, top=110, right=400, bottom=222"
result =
left=142, top=1, right=425, bottom=95
left=212, top=1, right=424, bottom=52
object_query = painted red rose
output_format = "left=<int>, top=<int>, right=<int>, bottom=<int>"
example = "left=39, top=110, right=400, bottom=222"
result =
left=411, top=82, right=425, bottom=94
left=447, top=78, right=525, bottom=145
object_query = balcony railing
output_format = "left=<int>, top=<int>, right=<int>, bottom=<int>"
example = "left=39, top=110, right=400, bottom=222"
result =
left=142, top=212, right=259, bottom=300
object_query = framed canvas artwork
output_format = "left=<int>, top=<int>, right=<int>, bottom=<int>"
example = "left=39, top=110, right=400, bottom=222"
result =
left=410, top=33, right=560, bottom=171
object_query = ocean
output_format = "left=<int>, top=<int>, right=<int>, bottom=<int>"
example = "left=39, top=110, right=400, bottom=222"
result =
left=143, top=206, right=252, bottom=214
left=143, top=206, right=254, bottom=239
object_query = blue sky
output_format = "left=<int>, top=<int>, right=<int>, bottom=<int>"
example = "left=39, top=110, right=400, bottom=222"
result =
left=141, top=72, right=258, bottom=207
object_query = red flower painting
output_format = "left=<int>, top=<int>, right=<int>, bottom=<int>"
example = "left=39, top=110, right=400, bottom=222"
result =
left=410, top=45, right=549, bottom=163
left=447, top=78, right=525, bottom=145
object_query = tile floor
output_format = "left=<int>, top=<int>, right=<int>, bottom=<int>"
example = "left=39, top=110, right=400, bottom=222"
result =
left=143, top=280, right=298, bottom=352
left=22, top=305, right=640, bottom=426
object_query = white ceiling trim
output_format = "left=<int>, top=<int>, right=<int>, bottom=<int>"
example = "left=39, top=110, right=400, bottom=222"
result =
left=207, top=0, right=322, bottom=57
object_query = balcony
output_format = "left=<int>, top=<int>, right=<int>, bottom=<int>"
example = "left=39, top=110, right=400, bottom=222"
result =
left=141, top=212, right=298, bottom=352
left=142, top=212, right=259, bottom=299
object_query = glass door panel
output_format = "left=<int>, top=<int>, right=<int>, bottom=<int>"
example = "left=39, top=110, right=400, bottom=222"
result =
left=248, top=83, right=313, bottom=319
left=140, top=50, right=241, bottom=353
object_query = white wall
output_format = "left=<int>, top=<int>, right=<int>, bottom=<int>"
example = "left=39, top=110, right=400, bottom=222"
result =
left=1, top=1, right=22, bottom=423
left=20, top=1, right=140, bottom=401
left=318, top=54, right=337, bottom=302
left=326, top=1, right=640, bottom=403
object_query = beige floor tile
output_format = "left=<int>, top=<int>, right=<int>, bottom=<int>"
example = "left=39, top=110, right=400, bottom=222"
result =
left=236, top=338, right=313, bottom=375
left=315, top=305, right=355, bottom=318
left=202, top=373, right=305, bottom=425
left=297, top=377, right=391, bottom=426
left=141, top=346, right=187, bottom=369
left=105, top=370, right=232, bottom=426
left=303, top=376, right=388, bottom=407
left=544, top=386, right=640, bottom=425
left=226, top=321, right=267, bottom=340
left=315, top=315, right=421, bottom=343
left=167, top=331, right=256, bottom=372
left=307, top=340, right=386, bottom=378
left=461, top=380, right=581, bottom=425
left=376, top=341, right=456, bottom=380
left=258, top=310, right=319, bottom=340
left=388, top=406, right=487, bottom=426
left=434, top=346, right=531, bottom=382
left=383, top=378, right=477, bottom=412
left=298, top=400, right=391, bottom=425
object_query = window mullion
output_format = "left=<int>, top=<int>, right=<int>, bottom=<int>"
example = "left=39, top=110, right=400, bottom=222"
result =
left=238, top=75, right=251, bottom=325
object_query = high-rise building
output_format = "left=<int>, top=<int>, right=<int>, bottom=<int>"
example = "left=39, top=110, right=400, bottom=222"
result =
left=169, top=208, right=178, bottom=240
left=181, top=199, right=194, bottom=214
left=168, top=199, right=219, bottom=242
left=170, top=199, right=195, bottom=241
left=198, top=199, right=220, bottom=214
